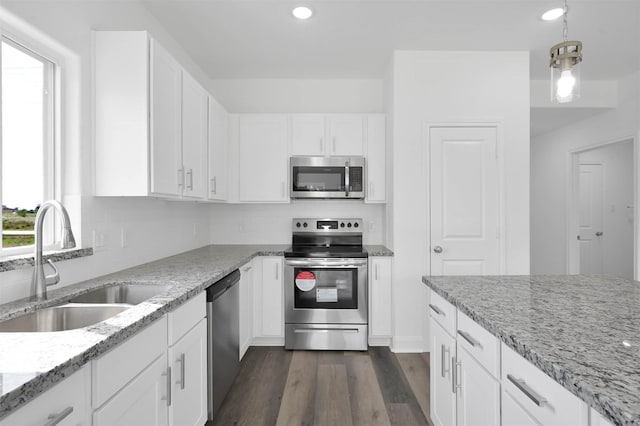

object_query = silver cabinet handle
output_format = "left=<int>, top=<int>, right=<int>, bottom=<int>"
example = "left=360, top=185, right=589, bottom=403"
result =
left=441, top=344, right=450, bottom=378
left=213, top=176, right=217, bottom=194
left=176, top=353, right=186, bottom=390
left=345, top=160, right=350, bottom=197
left=458, top=330, right=483, bottom=348
left=44, top=407, right=73, bottom=426
left=433, top=246, right=443, bottom=254
left=186, top=169, right=193, bottom=190
left=429, top=304, right=444, bottom=316
left=162, top=367, right=172, bottom=406
left=451, top=356, right=457, bottom=393
left=177, top=168, right=184, bottom=187
left=507, top=374, right=547, bottom=407
left=596, top=231, right=604, bottom=236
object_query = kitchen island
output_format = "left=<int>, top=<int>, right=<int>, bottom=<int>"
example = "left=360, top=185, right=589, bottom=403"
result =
left=424, top=275, right=640, bottom=426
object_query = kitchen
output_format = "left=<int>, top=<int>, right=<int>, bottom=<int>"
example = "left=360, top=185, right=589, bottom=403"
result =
left=0, top=1, right=638, bottom=425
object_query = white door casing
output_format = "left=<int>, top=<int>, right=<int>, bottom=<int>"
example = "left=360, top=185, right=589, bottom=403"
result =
left=578, top=163, right=604, bottom=274
left=429, top=126, right=500, bottom=275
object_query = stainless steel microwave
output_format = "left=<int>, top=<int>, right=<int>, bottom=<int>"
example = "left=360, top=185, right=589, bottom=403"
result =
left=290, top=156, right=365, bottom=199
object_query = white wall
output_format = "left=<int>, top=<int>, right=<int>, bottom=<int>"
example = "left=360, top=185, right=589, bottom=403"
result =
left=531, top=72, right=640, bottom=276
left=389, top=50, right=531, bottom=352
left=579, top=141, right=634, bottom=279
left=207, top=78, right=386, bottom=244
left=0, top=1, right=212, bottom=303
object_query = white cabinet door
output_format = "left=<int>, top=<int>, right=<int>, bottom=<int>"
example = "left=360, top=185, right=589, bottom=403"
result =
left=181, top=72, right=208, bottom=200
left=430, top=318, right=456, bottom=426
left=150, top=39, right=182, bottom=197
left=328, top=115, right=364, bottom=156
left=502, top=389, right=540, bottom=426
left=365, top=114, right=386, bottom=203
left=590, top=408, right=615, bottom=426
left=239, top=260, right=254, bottom=359
left=0, top=365, right=91, bottom=426
left=291, top=114, right=325, bottom=156
left=455, top=345, right=500, bottom=426
left=369, top=257, right=392, bottom=343
left=238, top=115, right=289, bottom=202
left=260, top=257, right=284, bottom=338
left=208, top=97, right=229, bottom=201
left=93, top=353, right=169, bottom=426
left=169, top=320, right=207, bottom=426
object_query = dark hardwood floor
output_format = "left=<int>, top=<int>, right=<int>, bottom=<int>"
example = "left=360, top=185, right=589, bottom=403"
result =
left=212, top=347, right=433, bottom=426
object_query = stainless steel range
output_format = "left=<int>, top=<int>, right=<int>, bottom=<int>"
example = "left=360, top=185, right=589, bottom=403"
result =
left=284, top=218, right=368, bottom=351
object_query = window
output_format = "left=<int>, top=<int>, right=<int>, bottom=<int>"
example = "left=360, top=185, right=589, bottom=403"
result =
left=1, top=37, right=55, bottom=253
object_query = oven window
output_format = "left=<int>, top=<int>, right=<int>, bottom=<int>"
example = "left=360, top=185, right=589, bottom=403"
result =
left=292, top=166, right=345, bottom=192
left=293, top=268, right=357, bottom=309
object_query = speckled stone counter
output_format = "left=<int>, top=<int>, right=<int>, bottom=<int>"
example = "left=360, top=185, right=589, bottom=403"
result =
left=0, top=244, right=287, bottom=419
left=365, top=245, right=394, bottom=256
left=0, top=247, right=93, bottom=273
left=423, top=275, right=640, bottom=426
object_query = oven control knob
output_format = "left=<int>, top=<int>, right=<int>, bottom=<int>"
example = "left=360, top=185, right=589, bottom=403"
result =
left=340, top=222, right=345, bottom=228
left=354, top=222, right=359, bottom=228
left=296, top=222, right=301, bottom=228
left=303, top=222, right=308, bottom=228
left=347, top=222, right=352, bottom=228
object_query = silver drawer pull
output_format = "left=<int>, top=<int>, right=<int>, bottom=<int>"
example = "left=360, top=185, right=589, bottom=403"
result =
left=429, top=304, right=444, bottom=316
left=457, top=330, right=482, bottom=348
left=441, top=344, right=450, bottom=378
left=294, top=328, right=359, bottom=334
left=44, top=407, right=73, bottom=426
left=507, top=374, right=548, bottom=407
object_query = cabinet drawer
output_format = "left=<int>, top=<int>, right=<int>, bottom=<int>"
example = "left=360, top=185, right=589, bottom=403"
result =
left=501, top=344, right=588, bottom=426
left=428, top=289, right=456, bottom=336
left=456, top=310, right=500, bottom=378
left=168, top=292, right=206, bottom=346
left=93, top=317, right=167, bottom=408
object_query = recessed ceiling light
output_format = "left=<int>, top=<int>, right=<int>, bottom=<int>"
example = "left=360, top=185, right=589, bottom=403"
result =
left=541, top=7, right=564, bottom=21
left=292, top=6, right=313, bottom=20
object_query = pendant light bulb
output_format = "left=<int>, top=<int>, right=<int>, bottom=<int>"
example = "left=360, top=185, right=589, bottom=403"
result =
left=556, top=69, right=576, bottom=99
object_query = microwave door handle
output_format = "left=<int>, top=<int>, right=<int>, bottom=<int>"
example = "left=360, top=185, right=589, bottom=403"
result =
left=345, top=161, right=350, bottom=197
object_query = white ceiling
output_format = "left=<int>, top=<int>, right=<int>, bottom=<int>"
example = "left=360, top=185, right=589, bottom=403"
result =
left=141, top=0, right=640, bottom=135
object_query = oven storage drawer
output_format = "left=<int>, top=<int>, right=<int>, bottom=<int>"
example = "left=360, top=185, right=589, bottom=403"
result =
left=285, top=323, right=368, bottom=351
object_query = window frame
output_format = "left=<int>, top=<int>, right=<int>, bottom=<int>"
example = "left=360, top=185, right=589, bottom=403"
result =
left=0, top=34, right=57, bottom=257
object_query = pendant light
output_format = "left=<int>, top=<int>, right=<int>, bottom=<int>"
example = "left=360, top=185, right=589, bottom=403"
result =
left=549, top=0, right=583, bottom=103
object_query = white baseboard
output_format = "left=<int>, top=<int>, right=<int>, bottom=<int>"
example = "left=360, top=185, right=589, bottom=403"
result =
left=368, top=336, right=392, bottom=346
left=391, top=335, right=427, bottom=353
left=251, top=336, right=285, bottom=346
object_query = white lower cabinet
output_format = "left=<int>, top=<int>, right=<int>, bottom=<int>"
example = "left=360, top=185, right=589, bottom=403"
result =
left=368, top=257, right=392, bottom=345
left=252, top=256, right=284, bottom=345
left=0, top=364, right=91, bottom=426
left=590, top=408, right=615, bottom=426
left=239, top=260, right=254, bottom=359
left=430, top=317, right=456, bottom=426
left=456, top=345, right=500, bottom=426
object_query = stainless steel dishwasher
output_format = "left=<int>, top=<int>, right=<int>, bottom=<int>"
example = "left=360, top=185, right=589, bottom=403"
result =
left=206, top=269, right=240, bottom=422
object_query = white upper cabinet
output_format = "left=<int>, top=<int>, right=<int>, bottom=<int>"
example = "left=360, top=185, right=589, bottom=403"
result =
left=95, top=31, right=209, bottom=200
left=291, top=115, right=326, bottom=156
left=180, top=72, right=208, bottom=199
left=238, top=115, right=289, bottom=202
left=150, top=39, right=183, bottom=197
left=291, top=114, right=365, bottom=157
left=365, top=114, right=386, bottom=203
left=328, top=114, right=365, bottom=156
left=208, top=97, right=229, bottom=201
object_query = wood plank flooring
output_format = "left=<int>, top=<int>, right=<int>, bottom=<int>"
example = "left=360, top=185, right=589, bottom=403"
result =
left=211, top=347, right=433, bottom=426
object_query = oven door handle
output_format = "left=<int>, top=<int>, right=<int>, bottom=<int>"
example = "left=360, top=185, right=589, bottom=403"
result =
left=285, top=259, right=367, bottom=268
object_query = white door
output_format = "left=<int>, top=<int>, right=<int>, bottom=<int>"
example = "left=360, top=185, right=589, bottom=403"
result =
left=430, top=318, right=456, bottom=426
left=429, top=126, right=500, bottom=275
left=579, top=164, right=604, bottom=274
left=456, top=346, right=500, bottom=426
left=181, top=72, right=208, bottom=199
left=150, top=40, right=182, bottom=197
left=501, top=389, right=539, bottom=426
left=291, top=114, right=325, bottom=156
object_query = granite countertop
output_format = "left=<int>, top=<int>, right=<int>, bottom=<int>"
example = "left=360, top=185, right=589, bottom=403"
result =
left=423, top=275, right=640, bottom=426
left=365, top=245, right=394, bottom=256
left=0, top=244, right=288, bottom=419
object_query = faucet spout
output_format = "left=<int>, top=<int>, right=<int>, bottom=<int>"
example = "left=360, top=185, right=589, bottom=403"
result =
left=30, top=200, right=76, bottom=301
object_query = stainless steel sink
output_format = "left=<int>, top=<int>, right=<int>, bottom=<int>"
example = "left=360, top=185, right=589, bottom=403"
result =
left=0, top=304, right=130, bottom=333
left=68, top=284, right=171, bottom=305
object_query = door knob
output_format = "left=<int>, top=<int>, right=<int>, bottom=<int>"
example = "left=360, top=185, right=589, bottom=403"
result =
left=596, top=231, right=604, bottom=236
left=433, top=246, right=443, bottom=254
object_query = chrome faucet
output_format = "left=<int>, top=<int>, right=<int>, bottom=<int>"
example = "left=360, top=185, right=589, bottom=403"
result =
left=30, top=200, right=76, bottom=301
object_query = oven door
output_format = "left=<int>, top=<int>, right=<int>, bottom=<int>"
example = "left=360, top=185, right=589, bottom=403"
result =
left=284, top=258, right=367, bottom=324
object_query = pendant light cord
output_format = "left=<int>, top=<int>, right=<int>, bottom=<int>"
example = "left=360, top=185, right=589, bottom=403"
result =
left=562, top=0, right=569, bottom=41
